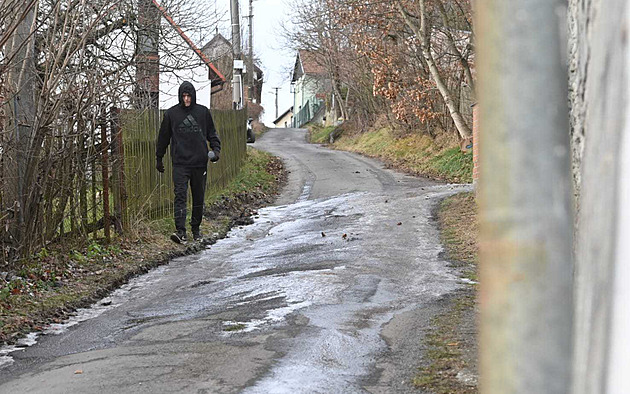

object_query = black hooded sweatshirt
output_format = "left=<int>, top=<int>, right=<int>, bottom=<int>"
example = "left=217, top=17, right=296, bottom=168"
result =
left=156, top=81, right=221, bottom=168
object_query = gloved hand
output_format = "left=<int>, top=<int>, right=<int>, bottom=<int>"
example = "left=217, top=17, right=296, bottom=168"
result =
left=156, top=157, right=165, bottom=173
left=209, top=150, right=220, bottom=163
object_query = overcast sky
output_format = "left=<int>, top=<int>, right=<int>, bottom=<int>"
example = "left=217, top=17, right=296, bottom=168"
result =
left=214, top=0, right=295, bottom=127
left=251, top=0, right=295, bottom=126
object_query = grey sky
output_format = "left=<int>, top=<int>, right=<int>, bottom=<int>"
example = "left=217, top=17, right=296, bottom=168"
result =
left=249, top=0, right=294, bottom=126
left=213, top=0, right=295, bottom=126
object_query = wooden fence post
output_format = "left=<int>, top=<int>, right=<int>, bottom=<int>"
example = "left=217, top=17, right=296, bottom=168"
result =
left=111, top=107, right=127, bottom=232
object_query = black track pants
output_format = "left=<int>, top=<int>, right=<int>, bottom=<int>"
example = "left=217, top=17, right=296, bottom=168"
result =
left=172, top=166, right=207, bottom=233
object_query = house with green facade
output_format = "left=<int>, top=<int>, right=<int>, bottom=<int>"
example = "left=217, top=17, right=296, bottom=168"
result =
left=291, top=50, right=329, bottom=127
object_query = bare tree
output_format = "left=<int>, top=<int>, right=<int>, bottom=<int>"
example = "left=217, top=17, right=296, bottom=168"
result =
left=283, top=0, right=474, bottom=137
left=283, top=0, right=354, bottom=122
left=395, top=0, right=473, bottom=139
left=0, top=0, right=223, bottom=262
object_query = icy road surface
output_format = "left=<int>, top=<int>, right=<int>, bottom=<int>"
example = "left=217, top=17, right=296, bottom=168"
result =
left=0, top=128, right=471, bottom=393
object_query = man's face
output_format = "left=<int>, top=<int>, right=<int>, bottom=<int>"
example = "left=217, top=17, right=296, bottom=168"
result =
left=183, top=92, right=192, bottom=107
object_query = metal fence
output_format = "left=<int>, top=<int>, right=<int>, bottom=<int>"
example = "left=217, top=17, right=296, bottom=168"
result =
left=292, top=100, right=323, bottom=128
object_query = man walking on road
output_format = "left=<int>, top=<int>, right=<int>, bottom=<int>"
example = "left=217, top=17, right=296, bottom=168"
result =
left=156, top=81, right=221, bottom=244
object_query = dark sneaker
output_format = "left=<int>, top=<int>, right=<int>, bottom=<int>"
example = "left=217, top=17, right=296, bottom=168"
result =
left=170, top=231, right=187, bottom=244
left=192, top=229, right=203, bottom=241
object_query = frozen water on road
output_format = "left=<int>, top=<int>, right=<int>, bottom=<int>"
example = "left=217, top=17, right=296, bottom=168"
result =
left=0, top=128, right=472, bottom=393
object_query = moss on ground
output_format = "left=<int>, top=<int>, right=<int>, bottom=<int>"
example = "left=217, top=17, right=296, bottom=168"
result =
left=414, top=192, right=478, bottom=393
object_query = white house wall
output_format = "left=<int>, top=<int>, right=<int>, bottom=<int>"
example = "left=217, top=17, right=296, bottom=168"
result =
left=158, top=19, right=213, bottom=109
left=159, top=65, right=212, bottom=109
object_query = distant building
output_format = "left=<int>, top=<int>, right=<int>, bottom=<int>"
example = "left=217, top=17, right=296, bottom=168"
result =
left=201, top=33, right=264, bottom=110
left=291, top=50, right=330, bottom=127
left=273, top=106, right=293, bottom=128
left=136, top=0, right=225, bottom=110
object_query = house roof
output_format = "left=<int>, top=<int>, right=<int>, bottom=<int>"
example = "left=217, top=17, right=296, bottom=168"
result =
left=152, top=0, right=225, bottom=86
left=273, top=106, right=293, bottom=125
left=300, top=50, right=326, bottom=74
left=292, top=50, right=326, bottom=82
left=201, top=33, right=232, bottom=59
left=201, top=33, right=264, bottom=75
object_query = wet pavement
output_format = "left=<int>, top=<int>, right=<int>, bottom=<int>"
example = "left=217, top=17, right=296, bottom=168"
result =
left=0, top=128, right=472, bottom=393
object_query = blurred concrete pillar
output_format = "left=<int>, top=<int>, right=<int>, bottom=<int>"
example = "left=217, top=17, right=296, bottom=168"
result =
left=472, top=103, right=479, bottom=188
left=475, top=0, right=574, bottom=393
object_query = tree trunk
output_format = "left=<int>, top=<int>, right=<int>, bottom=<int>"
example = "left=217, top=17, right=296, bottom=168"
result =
left=4, top=4, right=37, bottom=254
left=396, top=0, right=472, bottom=139
left=436, top=0, right=475, bottom=92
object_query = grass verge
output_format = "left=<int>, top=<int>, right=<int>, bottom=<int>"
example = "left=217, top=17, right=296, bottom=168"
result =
left=309, top=125, right=336, bottom=144
left=308, top=125, right=473, bottom=184
left=0, top=147, right=285, bottom=345
left=206, top=147, right=280, bottom=205
left=414, top=192, right=478, bottom=393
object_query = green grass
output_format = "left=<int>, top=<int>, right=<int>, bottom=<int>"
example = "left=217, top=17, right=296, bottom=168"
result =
left=437, top=193, right=478, bottom=263
left=413, top=192, right=478, bottom=393
left=309, top=125, right=336, bottom=144
left=413, top=292, right=477, bottom=393
left=206, top=147, right=278, bottom=204
left=430, top=148, right=474, bottom=183
left=223, top=323, right=246, bottom=332
left=316, top=126, right=473, bottom=183
left=149, top=216, right=177, bottom=236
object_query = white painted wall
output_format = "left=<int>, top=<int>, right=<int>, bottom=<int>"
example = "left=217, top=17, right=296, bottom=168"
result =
left=159, top=64, right=212, bottom=109
left=572, top=1, right=630, bottom=393
left=608, top=8, right=630, bottom=392
left=158, top=18, right=213, bottom=110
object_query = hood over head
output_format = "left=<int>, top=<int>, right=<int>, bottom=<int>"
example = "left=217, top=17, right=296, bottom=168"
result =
left=178, top=81, right=197, bottom=108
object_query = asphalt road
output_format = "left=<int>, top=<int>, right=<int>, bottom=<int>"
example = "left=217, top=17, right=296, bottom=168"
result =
left=0, top=127, right=471, bottom=393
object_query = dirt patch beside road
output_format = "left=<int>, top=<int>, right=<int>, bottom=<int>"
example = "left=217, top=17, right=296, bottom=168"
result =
left=414, top=192, right=478, bottom=393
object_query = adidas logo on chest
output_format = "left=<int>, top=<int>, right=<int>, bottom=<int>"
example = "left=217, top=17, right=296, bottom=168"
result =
left=178, top=114, right=201, bottom=134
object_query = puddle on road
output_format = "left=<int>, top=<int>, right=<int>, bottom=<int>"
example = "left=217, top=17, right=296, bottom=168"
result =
left=297, top=180, right=313, bottom=202
left=0, top=183, right=472, bottom=378
left=0, top=333, right=39, bottom=368
left=222, top=300, right=312, bottom=334
left=0, top=194, right=362, bottom=369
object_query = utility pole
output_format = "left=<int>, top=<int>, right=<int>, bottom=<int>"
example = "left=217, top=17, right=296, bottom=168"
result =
left=476, top=1, right=574, bottom=393
left=230, top=0, right=243, bottom=109
left=247, top=0, right=254, bottom=103
left=271, top=87, right=280, bottom=118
